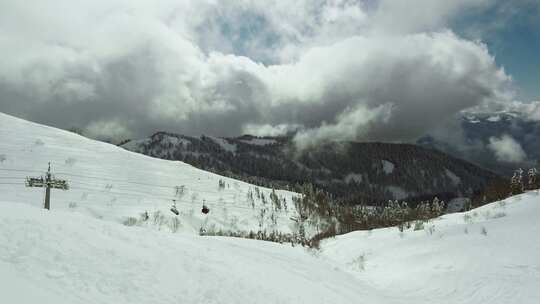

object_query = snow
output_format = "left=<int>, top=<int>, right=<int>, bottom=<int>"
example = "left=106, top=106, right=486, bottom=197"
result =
left=159, top=134, right=191, bottom=147
left=321, top=191, right=540, bottom=304
left=344, top=173, right=363, bottom=183
left=120, top=138, right=151, bottom=153
left=381, top=160, right=395, bottom=174
left=487, top=115, right=502, bottom=122
left=386, top=185, right=409, bottom=200
left=445, top=169, right=461, bottom=186
left=0, top=202, right=389, bottom=304
left=240, top=138, right=277, bottom=146
left=207, top=136, right=237, bottom=153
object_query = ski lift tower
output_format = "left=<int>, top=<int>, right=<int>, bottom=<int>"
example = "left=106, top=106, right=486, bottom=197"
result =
left=25, top=162, right=69, bottom=210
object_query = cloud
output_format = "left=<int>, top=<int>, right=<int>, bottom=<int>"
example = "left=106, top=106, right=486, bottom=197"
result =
left=488, top=134, right=527, bottom=163
left=293, top=103, right=394, bottom=150
left=84, top=119, right=132, bottom=144
left=242, top=123, right=301, bottom=137
left=0, top=0, right=517, bottom=149
left=506, top=101, right=540, bottom=121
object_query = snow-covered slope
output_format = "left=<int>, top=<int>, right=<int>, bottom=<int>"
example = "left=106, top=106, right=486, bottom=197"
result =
left=1, top=112, right=539, bottom=303
left=321, top=191, right=540, bottom=304
left=0, top=202, right=389, bottom=304
left=2, top=190, right=538, bottom=303
left=0, top=112, right=298, bottom=234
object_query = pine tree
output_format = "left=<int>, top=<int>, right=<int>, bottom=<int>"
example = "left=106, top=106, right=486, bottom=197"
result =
left=511, top=168, right=524, bottom=194
left=528, top=168, right=537, bottom=190
left=431, top=197, right=444, bottom=216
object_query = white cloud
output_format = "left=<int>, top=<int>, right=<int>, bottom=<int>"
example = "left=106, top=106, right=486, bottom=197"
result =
left=293, top=103, right=394, bottom=150
left=0, top=0, right=516, bottom=147
left=488, top=134, right=527, bottom=163
left=84, top=119, right=132, bottom=143
left=528, top=102, right=540, bottom=121
left=242, top=123, right=301, bottom=137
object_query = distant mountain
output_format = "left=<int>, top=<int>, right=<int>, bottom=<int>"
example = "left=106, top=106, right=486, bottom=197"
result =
left=418, top=110, right=540, bottom=176
left=121, top=133, right=501, bottom=205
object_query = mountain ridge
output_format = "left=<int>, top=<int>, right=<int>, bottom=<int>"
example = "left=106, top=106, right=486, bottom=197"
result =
left=121, top=131, right=502, bottom=206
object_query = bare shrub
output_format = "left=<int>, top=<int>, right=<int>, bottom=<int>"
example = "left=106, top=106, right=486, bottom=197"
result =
left=463, top=214, right=473, bottom=224
left=169, top=217, right=180, bottom=233
left=349, top=254, right=366, bottom=271
left=425, top=225, right=436, bottom=235
left=152, top=211, right=165, bottom=227
left=481, top=226, right=488, bottom=236
left=123, top=217, right=138, bottom=226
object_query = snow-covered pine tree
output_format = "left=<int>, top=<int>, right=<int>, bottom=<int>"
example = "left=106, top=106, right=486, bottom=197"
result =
left=511, top=168, right=524, bottom=194
left=431, top=197, right=444, bottom=216
left=528, top=168, right=537, bottom=190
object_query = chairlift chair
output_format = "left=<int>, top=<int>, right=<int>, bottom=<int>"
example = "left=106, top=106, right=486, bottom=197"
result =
left=201, top=204, right=210, bottom=214
left=170, top=200, right=179, bottom=215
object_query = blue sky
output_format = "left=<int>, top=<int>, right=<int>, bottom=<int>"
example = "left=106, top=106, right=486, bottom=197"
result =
left=454, top=1, right=540, bottom=101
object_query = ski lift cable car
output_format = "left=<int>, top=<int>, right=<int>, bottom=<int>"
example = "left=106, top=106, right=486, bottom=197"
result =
left=170, top=199, right=179, bottom=215
left=201, top=200, right=210, bottom=214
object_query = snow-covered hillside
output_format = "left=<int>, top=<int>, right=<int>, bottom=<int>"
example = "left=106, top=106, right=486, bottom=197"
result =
left=0, top=112, right=298, bottom=235
left=1, top=113, right=539, bottom=303
left=2, top=189, right=539, bottom=303
left=321, top=191, right=540, bottom=304
left=0, top=202, right=389, bottom=304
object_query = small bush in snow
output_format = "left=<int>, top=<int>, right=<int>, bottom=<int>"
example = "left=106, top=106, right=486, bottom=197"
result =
left=527, top=168, right=538, bottom=190
left=123, top=217, right=138, bottom=226
left=413, top=221, right=425, bottom=231
left=425, top=225, right=436, bottom=235
left=510, top=168, right=525, bottom=195
left=491, top=212, right=506, bottom=219
left=349, top=254, right=366, bottom=271
left=169, top=217, right=180, bottom=233
left=152, top=211, right=165, bottom=227
left=140, top=211, right=149, bottom=222
left=218, top=179, right=226, bottom=190
left=200, top=229, right=310, bottom=247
